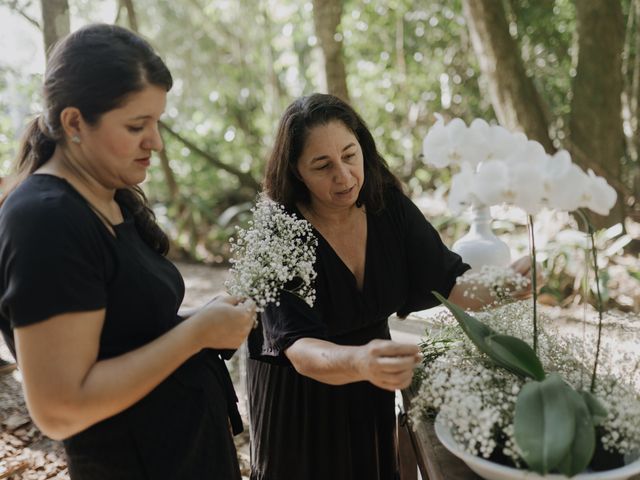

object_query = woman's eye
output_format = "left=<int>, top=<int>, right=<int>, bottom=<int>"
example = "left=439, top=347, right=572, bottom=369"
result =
left=127, top=126, right=144, bottom=133
left=315, top=164, right=329, bottom=170
left=344, top=154, right=356, bottom=161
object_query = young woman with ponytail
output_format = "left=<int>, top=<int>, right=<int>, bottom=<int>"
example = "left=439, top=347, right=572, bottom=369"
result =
left=0, top=24, right=255, bottom=480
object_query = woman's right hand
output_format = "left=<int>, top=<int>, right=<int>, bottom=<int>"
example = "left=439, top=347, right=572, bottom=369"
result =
left=190, top=296, right=256, bottom=350
left=354, top=339, right=422, bottom=391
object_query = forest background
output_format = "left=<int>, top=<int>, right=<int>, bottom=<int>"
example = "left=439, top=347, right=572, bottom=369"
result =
left=0, top=0, right=639, bottom=312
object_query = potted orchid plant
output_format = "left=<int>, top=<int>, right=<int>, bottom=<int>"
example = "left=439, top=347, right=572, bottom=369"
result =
left=410, top=117, right=639, bottom=479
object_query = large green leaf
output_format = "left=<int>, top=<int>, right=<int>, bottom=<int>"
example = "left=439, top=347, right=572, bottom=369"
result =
left=579, top=390, right=608, bottom=426
left=485, top=335, right=545, bottom=381
left=515, top=374, right=576, bottom=474
left=433, top=292, right=545, bottom=380
left=556, top=388, right=596, bottom=476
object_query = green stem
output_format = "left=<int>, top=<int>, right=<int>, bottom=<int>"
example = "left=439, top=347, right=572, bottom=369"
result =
left=577, top=210, right=604, bottom=393
left=527, top=215, right=538, bottom=354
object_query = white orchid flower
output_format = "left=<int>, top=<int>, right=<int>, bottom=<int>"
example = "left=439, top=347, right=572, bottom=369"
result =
left=474, top=160, right=510, bottom=206
left=506, top=161, right=546, bottom=214
left=423, top=116, right=478, bottom=168
left=508, top=139, right=547, bottom=164
left=474, top=160, right=545, bottom=214
left=488, top=125, right=523, bottom=162
left=542, top=152, right=589, bottom=212
left=582, top=169, right=618, bottom=215
left=448, top=165, right=477, bottom=213
left=422, top=115, right=451, bottom=167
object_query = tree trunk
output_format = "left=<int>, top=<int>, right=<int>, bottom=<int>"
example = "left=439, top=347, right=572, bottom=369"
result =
left=40, top=0, right=70, bottom=59
left=120, top=0, right=139, bottom=32
left=311, top=0, right=350, bottom=103
left=570, top=0, right=626, bottom=227
left=462, top=0, right=553, bottom=151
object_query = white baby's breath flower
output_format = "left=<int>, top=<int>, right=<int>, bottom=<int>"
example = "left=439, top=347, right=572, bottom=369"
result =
left=225, top=196, right=318, bottom=311
left=410, top=303, right=640, bottom=466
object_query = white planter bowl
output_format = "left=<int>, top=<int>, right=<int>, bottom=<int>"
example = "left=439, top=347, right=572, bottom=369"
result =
left=434, top=414, right=640, bottom=480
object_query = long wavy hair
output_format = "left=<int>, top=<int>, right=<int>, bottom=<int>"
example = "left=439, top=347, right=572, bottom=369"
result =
left=5, top=23, right=173, bottom=254
left=263, top=93, right=402, bottom=212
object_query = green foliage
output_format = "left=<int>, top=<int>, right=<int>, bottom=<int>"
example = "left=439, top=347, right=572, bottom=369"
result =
left=0, top=67, right=42, bottom=175
left=508, top=0, right=575, bottom=146
left=514, top=373, right=595, bottom=476
left=433, top=291, right=545, bottom=380
left=0, top=0, right=635, bottom=262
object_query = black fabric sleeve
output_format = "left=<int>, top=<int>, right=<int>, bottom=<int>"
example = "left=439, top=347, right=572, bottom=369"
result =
left=0, top=196, right=107, bottom=328
left=394, top=192, right=470, bottom=317
left=248, top=290, right=328, bottom=365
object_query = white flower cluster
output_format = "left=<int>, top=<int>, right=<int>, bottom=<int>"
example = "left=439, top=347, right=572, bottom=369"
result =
left=457, top=265, right=530, bottom=305
left=596, top=376, right=640, bottom=455
left=411, top=347, right=523, bottom=462
left=423, top=115, right=617, bottom=215
left=226, top=196, right=318, bottom=311
left=410, top=301, right=640, bottom=464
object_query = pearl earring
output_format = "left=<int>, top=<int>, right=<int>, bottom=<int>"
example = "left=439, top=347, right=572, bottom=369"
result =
left=71, top=135, right=81, bottom=144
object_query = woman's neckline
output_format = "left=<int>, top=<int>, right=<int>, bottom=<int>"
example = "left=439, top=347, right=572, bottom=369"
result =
left=31, top=173, right=128, bottom=233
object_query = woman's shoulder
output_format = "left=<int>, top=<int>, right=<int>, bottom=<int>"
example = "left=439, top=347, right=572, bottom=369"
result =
left=0, top=175, right=95, bottom=237
left=376, top=186, right=417, bottom=218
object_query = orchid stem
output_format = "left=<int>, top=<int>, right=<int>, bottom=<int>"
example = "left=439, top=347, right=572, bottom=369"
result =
left=577, top=210, right=604, bottom=393
left=527, top=215, right=538, bottom=354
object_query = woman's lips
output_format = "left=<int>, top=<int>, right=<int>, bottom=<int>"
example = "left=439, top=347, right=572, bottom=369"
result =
left=335, top=185, right=355, bottom=195
left=135, top=157, right=151, bottom=167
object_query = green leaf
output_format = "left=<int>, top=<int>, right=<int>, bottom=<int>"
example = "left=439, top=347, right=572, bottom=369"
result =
left=433, top=291, right=545, bottom=380
left=433, top=291, right=495, bottom=349
left=556, top=388, right=596, bottom=476
left=515, top=374, right=576, bottom=474
left=579, top=390, right=608, bottom=426
left=485, top=335, right=545, bottom=381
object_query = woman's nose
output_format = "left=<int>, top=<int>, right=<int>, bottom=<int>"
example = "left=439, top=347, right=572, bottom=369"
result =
left=334, top=162, right=351, bottom=183
left=143, top=124, right=163, bottom=152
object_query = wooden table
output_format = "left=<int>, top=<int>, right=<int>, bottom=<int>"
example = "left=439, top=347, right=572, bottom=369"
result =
left=390, top=314, right=481, bottom=479
left=398, top=388, right=480, bottom=480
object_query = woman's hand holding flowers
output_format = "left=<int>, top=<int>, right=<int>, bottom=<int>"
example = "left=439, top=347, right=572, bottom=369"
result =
left=190, top=296, right=256, bottom=350
left=354, top=339, right=422, bottom=392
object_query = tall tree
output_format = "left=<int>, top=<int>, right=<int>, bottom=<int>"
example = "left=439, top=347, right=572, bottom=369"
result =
left=40, top=0, right=69, bottom=59
left=462, top=0, right=552, bottom=151
left=462, top=0, right=631, bottom=226
left=312, top=0, right=350, bottom=102
left=120, top=0, right=139, bottom=32
left=569, top=0, right=626, bottom=225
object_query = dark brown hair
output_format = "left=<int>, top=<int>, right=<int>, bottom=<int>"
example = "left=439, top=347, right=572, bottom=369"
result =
left=263, top=93, right=401, bottom=212
left=6, top=23, right=173, bottom=254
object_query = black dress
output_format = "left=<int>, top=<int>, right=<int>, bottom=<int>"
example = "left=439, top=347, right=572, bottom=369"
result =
left=0, top=175, right=242, bottom=480
left=247, top=188, right=470, bottom=480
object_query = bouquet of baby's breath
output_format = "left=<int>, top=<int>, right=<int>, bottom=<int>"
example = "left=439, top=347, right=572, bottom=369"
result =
left=225, top=195, right=318, bottom=311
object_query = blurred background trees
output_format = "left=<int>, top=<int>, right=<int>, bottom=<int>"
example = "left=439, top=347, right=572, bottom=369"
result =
left=1, top=0, right=638, bottom=264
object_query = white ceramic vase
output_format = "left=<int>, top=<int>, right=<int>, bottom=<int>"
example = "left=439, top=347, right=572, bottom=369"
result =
left=434, top=414, right=640, bottom=480
left=452, top=203, right=511, bottom=270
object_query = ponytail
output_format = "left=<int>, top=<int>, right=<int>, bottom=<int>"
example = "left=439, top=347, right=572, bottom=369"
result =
left=0, top=116, right=57, bottom=206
